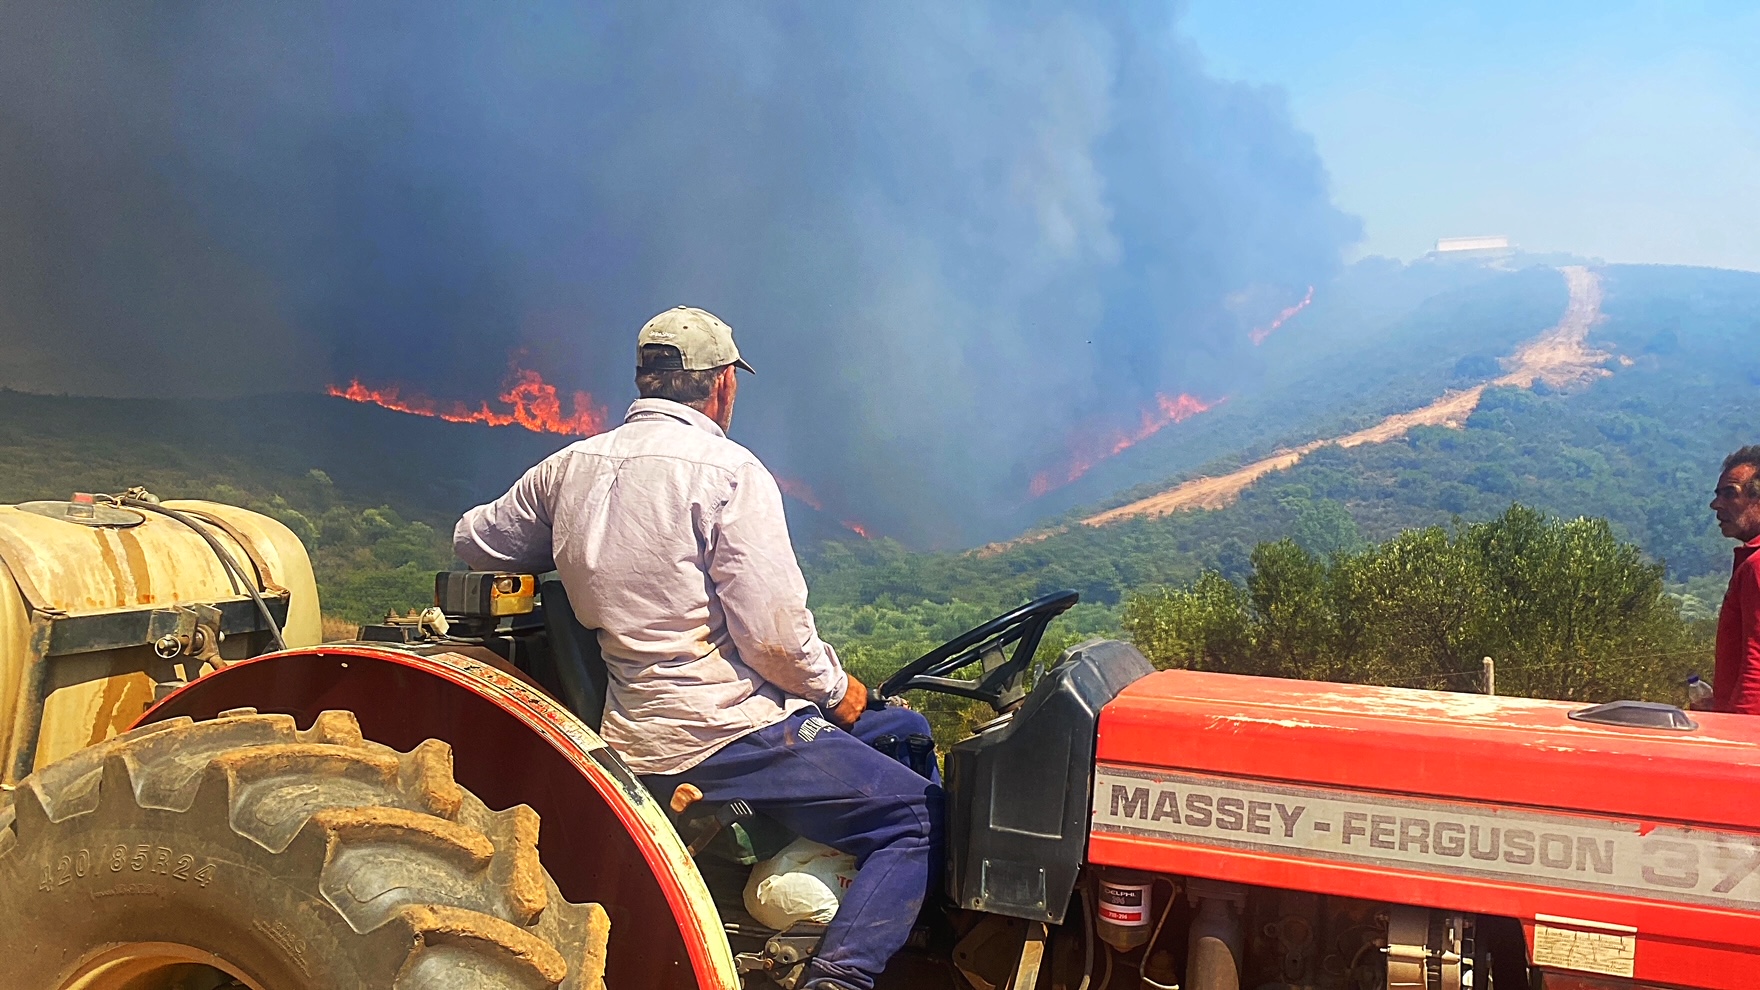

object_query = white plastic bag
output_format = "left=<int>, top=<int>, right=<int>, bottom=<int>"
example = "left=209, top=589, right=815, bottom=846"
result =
left=742, top=837, right=859, bottom=930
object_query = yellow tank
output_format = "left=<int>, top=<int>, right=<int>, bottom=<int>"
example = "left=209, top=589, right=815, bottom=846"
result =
left=0, top=496, right=319, bottom=781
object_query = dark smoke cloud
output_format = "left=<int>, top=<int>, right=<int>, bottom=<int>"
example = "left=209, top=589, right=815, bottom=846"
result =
left=0, top=2, right=1358, bottom=545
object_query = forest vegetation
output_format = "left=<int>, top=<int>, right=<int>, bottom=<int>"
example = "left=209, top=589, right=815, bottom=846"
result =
left=1123, top=507, right=1705, bottom=703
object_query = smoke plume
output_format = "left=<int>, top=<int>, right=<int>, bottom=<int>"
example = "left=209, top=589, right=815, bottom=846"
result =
left=0, top=2, right=1358, bottom=544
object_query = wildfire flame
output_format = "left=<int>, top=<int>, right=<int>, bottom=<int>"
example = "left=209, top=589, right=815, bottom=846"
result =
left=1030, top=393, right=1220, bottom=497
left=328, top=366, right=608, bottom=436
left=328, top=367, right=872, bottom=537
left=776, top=476, right=872, bottom=539
left=775, top=476, right=825, bottom=511
left=1248, top=285, right=1315, bottom=345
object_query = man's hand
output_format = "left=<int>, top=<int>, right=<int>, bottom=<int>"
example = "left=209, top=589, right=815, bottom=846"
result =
left=829, top=675, right=869, bottom=728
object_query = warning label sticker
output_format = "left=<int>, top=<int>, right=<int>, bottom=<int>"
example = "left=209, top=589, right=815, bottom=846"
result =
left=1532, top=914, right=1637, bottom=977
left=1092, top=765, right=1760, bottom=912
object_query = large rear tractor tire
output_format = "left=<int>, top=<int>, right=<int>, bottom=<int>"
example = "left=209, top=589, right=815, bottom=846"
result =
left=0, top=708, right=611, bottom=990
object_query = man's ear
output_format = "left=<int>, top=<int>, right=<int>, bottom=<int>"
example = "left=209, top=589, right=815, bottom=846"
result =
left=707, top=364, right=738, bottom=430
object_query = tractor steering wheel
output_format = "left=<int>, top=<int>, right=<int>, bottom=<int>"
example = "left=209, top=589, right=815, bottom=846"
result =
left=874, top=590, right=1079, bottom=712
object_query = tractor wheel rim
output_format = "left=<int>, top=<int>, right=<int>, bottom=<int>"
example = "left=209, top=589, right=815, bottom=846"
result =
left=57, top=941, right=267, bottom=990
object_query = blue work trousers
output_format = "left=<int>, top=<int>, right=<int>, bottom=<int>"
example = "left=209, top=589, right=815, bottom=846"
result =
left=643, top=705, right=943, bottom=990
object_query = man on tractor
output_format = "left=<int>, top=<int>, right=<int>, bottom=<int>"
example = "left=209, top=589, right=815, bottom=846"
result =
left=453, top=305, right=941, bottom=990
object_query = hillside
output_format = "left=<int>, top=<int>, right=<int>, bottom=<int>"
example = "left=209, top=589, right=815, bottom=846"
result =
left=0, top=390, right=575, bottom=620
left=797, top=262, right=1760, bottom=710
left=0, top=391, right=566, bottom=525
left=1017, top=257, right=1573, bottom=522
left=1000, top=265, right=1608, bottom=535
left=2, top=261, right=1757, bottom=658
left=821, top=264, right=1760, bottom=593
left=0, top=388, right=886, bottom=619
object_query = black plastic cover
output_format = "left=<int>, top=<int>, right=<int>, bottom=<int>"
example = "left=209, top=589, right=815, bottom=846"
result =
left=942, top=638, right=1154, bottom=923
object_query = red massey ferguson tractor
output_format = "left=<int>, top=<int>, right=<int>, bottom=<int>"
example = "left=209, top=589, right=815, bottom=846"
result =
left=0, top=492, right=1757, bottom=990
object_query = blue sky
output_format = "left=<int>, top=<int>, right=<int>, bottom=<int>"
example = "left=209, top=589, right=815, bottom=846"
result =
left=1182, top=1, right=1760, bottom=271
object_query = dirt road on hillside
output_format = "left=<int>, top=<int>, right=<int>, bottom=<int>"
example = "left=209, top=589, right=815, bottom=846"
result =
left=1493, top=266, right=1610, bottom=390
left=1079, top=266, right=1611, bottom=527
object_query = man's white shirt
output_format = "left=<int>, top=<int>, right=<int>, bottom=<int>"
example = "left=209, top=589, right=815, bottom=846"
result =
left=454, top=398, right=848, bottom=775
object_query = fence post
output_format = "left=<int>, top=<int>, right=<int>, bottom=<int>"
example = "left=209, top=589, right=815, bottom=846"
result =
left=1482, top=657, right=1496, bottom=696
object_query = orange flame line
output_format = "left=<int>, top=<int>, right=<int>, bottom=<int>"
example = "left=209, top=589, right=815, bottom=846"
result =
left=1030, top=393, right=1221, bottom=498
left=1248, top=285, right=1315, bottom=345
left=775, top=476, right=825, bottom=511
left=326, top=365, right=607, bottom=437
left=776, top=476, right=872, bottom=538
left=329, top=375, right=874, bottom=537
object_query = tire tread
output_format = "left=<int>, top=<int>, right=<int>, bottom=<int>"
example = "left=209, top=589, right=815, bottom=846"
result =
left=0, top=709, right=609, bottom=990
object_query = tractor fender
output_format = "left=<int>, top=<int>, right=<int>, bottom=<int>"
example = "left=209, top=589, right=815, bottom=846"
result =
left=142, top=644, right=738, bottom=990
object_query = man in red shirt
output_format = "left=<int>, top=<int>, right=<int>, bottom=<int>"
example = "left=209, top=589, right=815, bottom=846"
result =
left=1710, top=446, right=1760, bottom=713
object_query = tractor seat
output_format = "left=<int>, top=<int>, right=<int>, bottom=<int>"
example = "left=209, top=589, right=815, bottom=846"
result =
left=536, top=578, right=611, bottom=732
left=539, top=579, right=800, bottom=865
left=538, top=579, right=870, bottom=982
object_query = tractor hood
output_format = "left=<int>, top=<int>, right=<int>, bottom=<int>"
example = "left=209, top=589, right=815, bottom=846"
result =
left=1094, top=670, right=1760, bottom=830
left=1088, top=670, right=1760, bottom=979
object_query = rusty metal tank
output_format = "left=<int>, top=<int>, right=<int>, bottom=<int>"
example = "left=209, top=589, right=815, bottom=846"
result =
left=0, top=496, right=319, bottom=781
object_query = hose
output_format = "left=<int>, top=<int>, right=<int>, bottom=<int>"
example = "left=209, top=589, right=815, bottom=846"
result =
left=110, top=491, right=289, bottom=653
left=1136, top=877, right=1180, bottom=990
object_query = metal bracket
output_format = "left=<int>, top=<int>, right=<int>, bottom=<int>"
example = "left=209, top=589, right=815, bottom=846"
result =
left=41, top=594, right=287, bottom=659
left=150, top=604, right=224, bottom=662
left=732, top=931, right=822, bottom=989
left=149, top=603, right=226, bottom=701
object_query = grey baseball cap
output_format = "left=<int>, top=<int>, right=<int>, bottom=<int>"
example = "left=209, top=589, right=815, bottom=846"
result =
left=636, top=305, right=755, bottom=374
